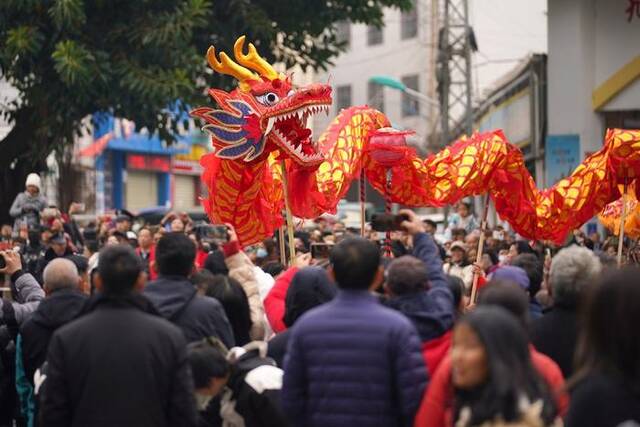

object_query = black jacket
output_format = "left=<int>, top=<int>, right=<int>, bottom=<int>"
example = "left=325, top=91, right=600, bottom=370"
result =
left=530, top=304, right=578, bottom=378
left=20, top=288, right=88, bottom=385
left=39, top=293, right=198, bottom=427
left=223, top=346, right=288, bottom=427
left=267, top=329, right=291, bottom=368
left=566, top=373, right=640, bottom=426
left=143, top=276, right=235, bottom=347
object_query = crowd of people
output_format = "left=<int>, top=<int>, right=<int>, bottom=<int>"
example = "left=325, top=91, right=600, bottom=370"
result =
left=0, top=174, right=639, bottom=426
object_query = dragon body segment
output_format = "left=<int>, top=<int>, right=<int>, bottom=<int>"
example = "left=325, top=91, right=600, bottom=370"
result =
left=192, top=37, right=640, bottom=246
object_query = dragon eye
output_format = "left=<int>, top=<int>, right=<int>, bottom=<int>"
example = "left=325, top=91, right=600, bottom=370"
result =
left=256, top=92, right=280, bottom=106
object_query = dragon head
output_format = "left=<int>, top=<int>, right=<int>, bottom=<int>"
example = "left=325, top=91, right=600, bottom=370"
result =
left=191, top=36, right=332, bottom=167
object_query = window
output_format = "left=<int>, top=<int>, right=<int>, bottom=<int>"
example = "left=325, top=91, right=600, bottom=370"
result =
left=367, top=81, right=384, bottom=113
left=401, top=1, right=418, bottom=39
left=401, top=75, right=420, bottom=117
left=336, top=21, right=351, bottom=48
left=367, top=25, right=383, bottom=46
left=336, top=85, right=352, bottom=112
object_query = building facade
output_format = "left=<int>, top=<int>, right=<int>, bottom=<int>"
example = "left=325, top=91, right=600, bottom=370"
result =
left=81, top=112, right=209, bottom=214
left=547, top=0, right=640, bottom=171
left=313, top=0, right=437, bottom=150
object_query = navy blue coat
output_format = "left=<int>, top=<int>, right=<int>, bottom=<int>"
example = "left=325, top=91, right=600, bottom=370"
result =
left=282, top=290, right=427, bottom=427
left=143, top=275, right=235, bottom=347
left=385, top=232, right=455, bottom=342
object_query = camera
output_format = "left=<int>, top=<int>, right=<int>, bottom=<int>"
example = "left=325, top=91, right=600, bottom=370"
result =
left=370, top=213, right=410, bottom=232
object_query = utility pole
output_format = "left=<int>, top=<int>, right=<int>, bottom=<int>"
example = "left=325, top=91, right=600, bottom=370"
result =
left=437, top=0, right=480, bottom=216
left=437, top=0, right=476, bottom=147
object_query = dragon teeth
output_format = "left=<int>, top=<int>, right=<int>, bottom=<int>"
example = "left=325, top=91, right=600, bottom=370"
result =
left=265, top=117, right=275, bottom=134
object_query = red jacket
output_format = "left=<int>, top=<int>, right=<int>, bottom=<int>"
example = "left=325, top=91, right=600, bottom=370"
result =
left=263, top=266, right=298, bottom=333
left=195, top=249, right=209, bottom=270
left=414, top=346, right=569, bottom=426
left=422, top=331, right=452, bottom=377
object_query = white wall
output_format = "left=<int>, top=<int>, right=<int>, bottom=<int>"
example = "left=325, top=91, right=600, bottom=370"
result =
left=314, top=1, right=435, bottom=149
left=548, top=0, right=640, bottom=159
left=594, top=0, right=640, bottom=111
left=548, top=0, right=602, bottom=158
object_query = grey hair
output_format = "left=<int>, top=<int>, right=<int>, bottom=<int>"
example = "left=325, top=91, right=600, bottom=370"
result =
left=43, top=258, right=79, bottom=292
left=549, top=245, right=601, bottom=306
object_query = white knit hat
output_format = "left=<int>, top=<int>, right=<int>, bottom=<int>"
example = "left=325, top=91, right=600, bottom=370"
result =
left=25, top=173, right=41, bottom=190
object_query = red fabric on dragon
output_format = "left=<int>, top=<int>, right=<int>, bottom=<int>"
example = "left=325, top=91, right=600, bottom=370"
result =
left=192, top=36, right=640, bottom=246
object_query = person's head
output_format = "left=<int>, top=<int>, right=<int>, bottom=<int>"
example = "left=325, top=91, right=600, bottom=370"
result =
left=509, top=240, right=535, bottom=259
left=457, top=202, right=471, bottom=218
left=604, top=242, right=617, bottom=257
left=171, top=217, right=185, bottom=233
left=477, top=279, right=530, bottom=329
left=450, top=242, right=467, bottom=264
left=154, top=229, right=165, bottom=244
left=155, top=232, right=196, bottom=277
left=575, top=268, right=640, bottom=392
left=386, top=255, right=429, bottom=296
left=451, top=229, right=466, bottom=242
left=329, top=237, right=382, bottom=290
left=68, top=254, right=90, bottom=294
left=423, top=219, right=437, bottom=235
left=204, top=249, right=229, bottom=276
left=452, top=306, right=556, bottom=425
left=187, top=338, right=231, bottom=410
left=447, top=274, right=467, bottom=316
left=465, top=230, right=480, bottom=247
left=43, top=258, right=79, bottom=295
left=0, top=224, right=11, bottom=239
left=95, top=245, right=144, bottom=295
left=549, top=245, right=601, bottom=307
left=510, top=253, right=543, bottom=298
left=138, top=228, right=153, bottom=249
left=115, top=215, right=131, bottom=233
left=490, top=266, right=529, bottom=292
left=284, top=266, right=336, bottom=327
left=49, top=233, right=68, bottom=256
left=195, top=271, right=252, bottom=346
left=480, top=250, right=498, bottom=272
left=25, top=173, right=41, bottom=195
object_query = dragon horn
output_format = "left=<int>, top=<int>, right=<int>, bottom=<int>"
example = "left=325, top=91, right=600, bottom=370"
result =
left=233, top=36, right=279, bottom=81
left=207, top=45, right=258, bottom=90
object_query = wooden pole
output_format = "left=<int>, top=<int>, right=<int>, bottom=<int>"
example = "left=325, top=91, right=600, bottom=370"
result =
left=617, top=178, right=628, bottom=268
left=469, top=194, right=491, bottom=305
left=280, top=161, right=296, bottom=266
left=384, top=169, right=393, bottom=257
left=278, top=226, right=286, bottom=266
left=360, top=169, right=366, bottom=237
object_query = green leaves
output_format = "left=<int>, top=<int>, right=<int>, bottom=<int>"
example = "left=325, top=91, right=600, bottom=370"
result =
left=5, top=25, right=44, bottom=58
left=132, top=0, right=212, bottom=47
left=51, top=40, right=94, bottom=86
left=49, top=0, right=86, bottom=31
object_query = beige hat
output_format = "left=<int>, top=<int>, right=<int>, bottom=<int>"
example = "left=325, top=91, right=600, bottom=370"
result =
left=449, top=241, right=467, bottom=252
left=25, top=173, right=41, bottom=190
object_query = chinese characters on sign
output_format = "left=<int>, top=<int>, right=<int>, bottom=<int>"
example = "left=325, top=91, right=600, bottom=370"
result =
left=627, top=0, right=640, bottom=22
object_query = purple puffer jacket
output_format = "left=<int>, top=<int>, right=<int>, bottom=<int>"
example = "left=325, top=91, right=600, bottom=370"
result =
left=282, top=290, right=427, bottom=427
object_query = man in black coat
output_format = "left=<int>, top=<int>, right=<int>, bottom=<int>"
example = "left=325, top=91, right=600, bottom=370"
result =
left=143, top=232, right=234, bottom=347
left=39, top=245, right=198, bottom=427
left=20, top=258, right=88, bottom=387
left=530, top=245, right=602, bottom=378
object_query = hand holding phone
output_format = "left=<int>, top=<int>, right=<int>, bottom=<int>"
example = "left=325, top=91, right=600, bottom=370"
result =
left=370, top=213, right=410, bottom=232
